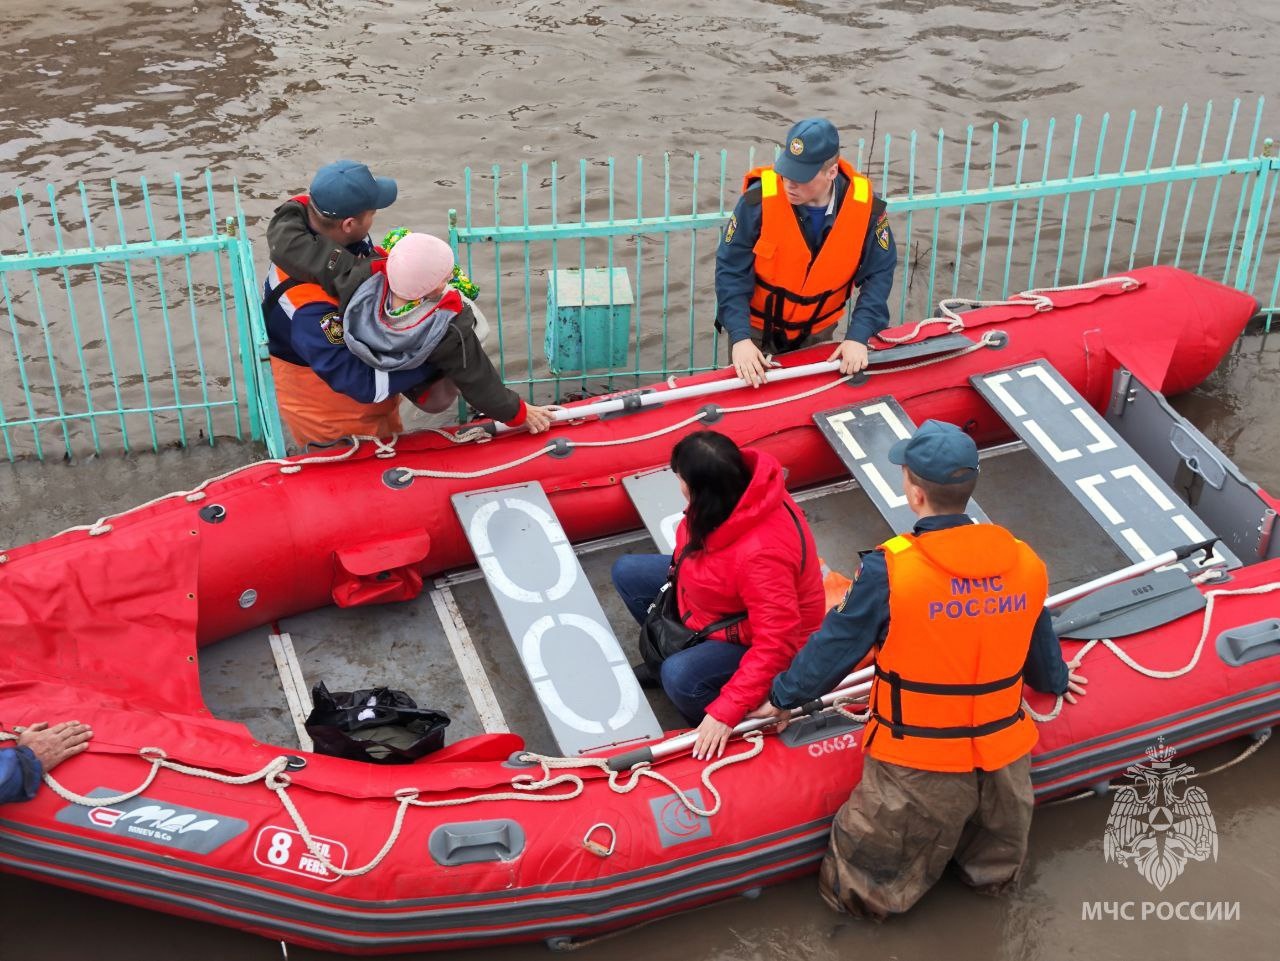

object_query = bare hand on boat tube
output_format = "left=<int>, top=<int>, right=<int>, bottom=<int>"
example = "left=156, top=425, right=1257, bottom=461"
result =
left=1063, top=668, right=1089, bottom=705
left=731, top=340, right=769, bottom=388
left=16, top=720, right=93, bottom=772
left=746, top=699, right=790, bottom=733
left=828, top=338, right=870, bottom=375
left=691, top=715, right=735, bottom=760
left=523, top=404, right=555, bottom=434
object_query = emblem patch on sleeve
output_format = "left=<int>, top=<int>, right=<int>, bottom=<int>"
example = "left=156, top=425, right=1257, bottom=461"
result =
left=320, top=311, right=344, bottom=345
left=836, top=560, right=862, bottom=613
left=875, top=214, right=891, bottom=251
left=723, top=214, right=737, bottom=246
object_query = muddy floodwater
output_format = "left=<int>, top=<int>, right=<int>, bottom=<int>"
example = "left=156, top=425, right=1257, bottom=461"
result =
left=2, top=1, right=1279, bottom=959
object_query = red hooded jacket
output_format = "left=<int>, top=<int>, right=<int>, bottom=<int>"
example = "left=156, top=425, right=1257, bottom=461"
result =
left=673, top=449, right=826, bottom=725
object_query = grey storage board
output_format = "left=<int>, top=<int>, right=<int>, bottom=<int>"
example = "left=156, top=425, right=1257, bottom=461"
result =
left=970, top=360, right=1238, bottom=572
left=451, top=481, right=662, bottom=755
left=814, top=395, right=989, bottom=533
left=621, top=467, right=685, bottom=554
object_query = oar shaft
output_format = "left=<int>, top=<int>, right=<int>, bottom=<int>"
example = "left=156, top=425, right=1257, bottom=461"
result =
left=492, top=360, right=842, bottom=434
left=607, top=672, right=873, bottom=771
left=1046, top=546, right=1201, bottom=609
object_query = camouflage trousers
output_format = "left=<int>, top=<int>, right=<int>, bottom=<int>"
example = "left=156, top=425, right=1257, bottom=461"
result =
left=818, top=753, right=1034, bottom=919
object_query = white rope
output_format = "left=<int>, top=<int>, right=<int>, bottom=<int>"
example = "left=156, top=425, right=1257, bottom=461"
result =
left=5, top=328, right=1002, bottom=554
left=424, top=425, right=494, bottom=445
left=10, top=434, right=403, bottom=549
left=394, top=331, right=1003, bottom=483
left=9, top=731, right=763, bottom=879
left=875, top=275, right=1139, bottom=345
left=1027, top=580, right=1280, bottom=725
left=832, top=697, right=871, bottom=724
left=1044, top=729, right=1272, bottom=806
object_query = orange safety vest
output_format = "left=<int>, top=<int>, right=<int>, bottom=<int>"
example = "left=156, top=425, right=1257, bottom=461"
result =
left=743, top=157, right=875, bottom=345
left=265, top=267, right=403, bottom=447
left=863, top=525, right=1047, bottom=773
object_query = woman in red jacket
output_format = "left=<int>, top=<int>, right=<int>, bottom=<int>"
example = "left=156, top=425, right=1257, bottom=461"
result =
left=611, top=431, right=826, bottom=760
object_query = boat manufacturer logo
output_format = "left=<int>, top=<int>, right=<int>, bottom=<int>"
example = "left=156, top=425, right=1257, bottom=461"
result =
left=56, top=788, right=249, bottom=855
left=1103, top=738, right=1217, bottom=890
left=650, top=789, right=711, bottom=848
left=87, top=807, right=124, bottom=828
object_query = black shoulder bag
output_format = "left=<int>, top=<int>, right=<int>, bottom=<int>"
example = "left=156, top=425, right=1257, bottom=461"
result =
left=637, top=502, right=807, bottom=670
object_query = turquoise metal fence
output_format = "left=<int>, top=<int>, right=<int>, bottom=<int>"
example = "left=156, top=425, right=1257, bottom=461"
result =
left=1, top=99, right=1274, bottom=463
left=0, top=174, right=284, bottom=462
left=450, top=97, right=1278, bottom=402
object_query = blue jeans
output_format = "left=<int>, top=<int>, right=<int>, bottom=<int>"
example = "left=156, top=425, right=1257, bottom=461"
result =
left=611, top=552, right=674, bottom=625
left=659, top=640, right=748, bottom=725
left=610, top=552, right=747, bottom=725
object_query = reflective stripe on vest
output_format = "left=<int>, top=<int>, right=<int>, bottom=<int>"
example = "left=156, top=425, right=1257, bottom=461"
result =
left=742, top=157, right=875, bottom=346
left=266, top=265, right=336, bottom=320
left=863, top=525, right=1046, bottom=773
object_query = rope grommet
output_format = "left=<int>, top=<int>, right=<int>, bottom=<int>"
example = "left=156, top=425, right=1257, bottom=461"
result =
left=383, top=467, right=415, bottom=490
left=394, top=787, right=421, bottom=801
left=582, top=822, right=616, bottom=858
left=284, top=755, right=308, bottom=771
left=139, top=747, right=167, bottom=762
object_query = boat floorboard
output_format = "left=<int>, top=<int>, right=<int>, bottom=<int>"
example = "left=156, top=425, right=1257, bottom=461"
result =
left=200, top=449, right=1128, bottom=756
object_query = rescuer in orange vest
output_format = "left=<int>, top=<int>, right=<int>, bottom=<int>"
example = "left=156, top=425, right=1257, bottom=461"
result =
left=262, top=160, right=409, bottom=447
left=714, top=118, right=897, bottom=387
left=751, top=420, right=1087, bottom=918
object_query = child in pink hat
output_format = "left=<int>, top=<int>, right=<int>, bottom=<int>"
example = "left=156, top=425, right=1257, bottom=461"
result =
left=339, top=232, right=553, bottom=432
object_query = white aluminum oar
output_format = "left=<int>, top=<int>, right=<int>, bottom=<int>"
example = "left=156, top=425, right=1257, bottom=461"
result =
left=1045, top=537, right=1218, bottom=609
left=490, top=359, right=843, bottom=435
left=606, top=665, right=874, bottom=771
left=606, top=538, right=1221, bottom=771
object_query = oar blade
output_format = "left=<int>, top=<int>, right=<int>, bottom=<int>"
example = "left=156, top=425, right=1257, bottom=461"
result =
left=1052, top=569, right=1206, bottom=640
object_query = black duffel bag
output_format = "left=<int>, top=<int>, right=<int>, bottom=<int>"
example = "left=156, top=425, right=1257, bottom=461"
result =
left=305, top=682, right=450, bottom=764
left=638, top=553, right=746, bottom=670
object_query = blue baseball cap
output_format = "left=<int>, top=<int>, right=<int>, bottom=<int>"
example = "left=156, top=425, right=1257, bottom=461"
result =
left=773, top=118, right=840, bottom=184
left=888, top=420, right=980, bottom=485
left=309, top=160, right=398, bottom=219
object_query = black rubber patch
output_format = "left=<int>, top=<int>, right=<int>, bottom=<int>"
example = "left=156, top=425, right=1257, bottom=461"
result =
left=284, top=755, right=308, bottom=771
left=600, top=388, right=659, bottom=421
left=198, top=504, right=226, bottom=524
left=847, top=371, right=870, bottom=387
left=383, top=467, right=415, bottom=490
left=986, top=330, right=1009, bottom=350
left=699, top=403, right=723, bottom=423
left=548, top=437, right=573, bottom=459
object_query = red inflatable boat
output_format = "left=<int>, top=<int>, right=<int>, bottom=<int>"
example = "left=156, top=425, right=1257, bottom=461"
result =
left=1, top=266, right=1277, bottom=954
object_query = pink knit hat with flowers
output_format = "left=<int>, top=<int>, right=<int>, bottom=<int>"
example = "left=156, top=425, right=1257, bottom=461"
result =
left=386, top=232, right=455, bottom=300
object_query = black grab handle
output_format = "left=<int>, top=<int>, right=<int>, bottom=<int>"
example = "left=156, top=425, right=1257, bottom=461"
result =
left=607, top=746, right=655, bottom=772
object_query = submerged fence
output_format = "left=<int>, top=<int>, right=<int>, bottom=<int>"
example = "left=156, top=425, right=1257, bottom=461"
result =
left=452, top=96, right=1279, bottom=401
left=0, top=174, right=285, bottom=462
left=0, top=97, right=1276, bottom=462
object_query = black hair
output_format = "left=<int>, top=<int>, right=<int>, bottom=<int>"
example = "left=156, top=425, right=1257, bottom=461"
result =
left=670, top=430, right=753, bottom=553
left=905, top=466, right=978, bottom=514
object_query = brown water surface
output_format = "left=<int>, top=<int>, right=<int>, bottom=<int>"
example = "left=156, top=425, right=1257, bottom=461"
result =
left=1, top=1, right=1278, bottom=958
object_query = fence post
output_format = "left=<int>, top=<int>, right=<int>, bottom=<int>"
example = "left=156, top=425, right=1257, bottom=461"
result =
left=1233, top=138, right=1276, bottom=293
left=229, top=187, right=286, bottom=458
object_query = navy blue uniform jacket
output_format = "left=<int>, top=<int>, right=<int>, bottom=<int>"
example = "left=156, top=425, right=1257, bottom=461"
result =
left=770, top=514, right=1071, bottom=709
left=715, top=170, right=898, bottom=346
